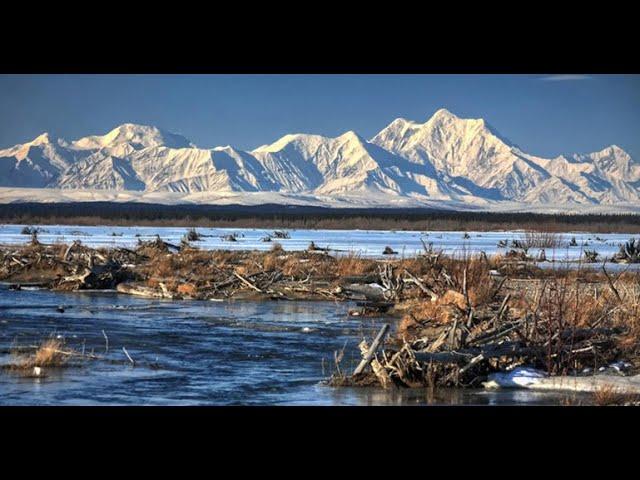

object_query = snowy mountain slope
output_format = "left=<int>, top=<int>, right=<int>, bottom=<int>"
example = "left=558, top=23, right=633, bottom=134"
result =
left=371, top=109, right=554, bottom=200
left=0, top=112, right=637, bottom=210
left=252, top=130, right=455, bottom=197
left=0, top=133, right=77, bottom=187
left=519, top=146, right=640, bottom=203
left=57, top=154, right=146, bottom=191
left=125, top=145, right=277, bottom=193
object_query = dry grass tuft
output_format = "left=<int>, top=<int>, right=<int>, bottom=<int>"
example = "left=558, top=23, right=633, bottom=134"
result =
left=149, top=254, right=175, bottom=278
left=335, top=252, right=372, bottom=277
left=593, top=385, right=640, bottom=406
left=33, top=339, right=66, bottom=366
left=262, top=252, right=284, bottom=272
left=176, top=283, right=198, bottom=297
left=398, top=315, right=420, bottom=338
left=12, top=339, right=68, bottom=370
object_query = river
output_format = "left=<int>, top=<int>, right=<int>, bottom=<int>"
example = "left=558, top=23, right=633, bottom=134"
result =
left=0, top=287, right=586, bottom=405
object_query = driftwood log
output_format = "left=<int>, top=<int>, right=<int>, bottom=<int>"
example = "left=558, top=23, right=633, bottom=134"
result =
left=116, top=282, right=175, bottom=299
left=353, top=324, right=390, bottom=376
left=359, top=339, right=392, bottom=388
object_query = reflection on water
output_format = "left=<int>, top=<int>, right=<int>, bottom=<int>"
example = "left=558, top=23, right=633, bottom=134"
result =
left=0, top=287, right=580, bottom=405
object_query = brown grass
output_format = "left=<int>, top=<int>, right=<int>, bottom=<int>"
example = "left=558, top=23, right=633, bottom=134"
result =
left=335, top=252, right=372, bottom=277
left=593, top=385, right=640, bottom=406
left=33, top=339, right=66, bottom=366
left=12, top=339, right=68, bottom=370
left=176, top=283, right=198, bottom=297
left=149, top=254, right=175, bottom=278
left=438, top=253, right=495, bottom=306
left=262, top=252, right=284, bottom=272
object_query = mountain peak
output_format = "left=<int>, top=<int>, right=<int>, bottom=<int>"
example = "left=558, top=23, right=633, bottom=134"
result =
left=252, top=133, right=328, bottom=153
left=586, top=144, right=632, bottom=160
left=104, top=123, right=173, bottom=144
left=72, top=123, right=192, bottom=150
left=606, top=144, right=630, bottom=156
left=31, top=132, right=52, bottom=145
left=109, top=123, right=152, bottom=133
left=430, top=108, right=458, bottom=121
left=337, top=130, right=365, bottom=143
left=388, top=117, right=417, bottom=127
left=427, top=109, right=489, bottom=129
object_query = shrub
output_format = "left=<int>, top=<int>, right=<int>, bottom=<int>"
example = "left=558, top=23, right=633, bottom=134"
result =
left=521, top=230, right=562, bottom=249
left=184, top=228, right=202, bottom=242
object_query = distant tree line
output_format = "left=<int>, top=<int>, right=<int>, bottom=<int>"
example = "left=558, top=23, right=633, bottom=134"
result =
left=0, top=202, right=639, bottom=233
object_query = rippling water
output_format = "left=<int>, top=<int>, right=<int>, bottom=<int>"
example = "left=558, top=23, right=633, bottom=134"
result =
left=0, top=287, right=585, bottom=405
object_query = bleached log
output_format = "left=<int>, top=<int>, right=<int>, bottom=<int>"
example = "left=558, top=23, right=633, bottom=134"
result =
left=116, top=282, right=174, bottom=299
left=233, top=271, right=263, bottom=292
left=402, top=269, right=438, bottom=301
left=343, top=283, right=387, bottom=301
left=353, top=324, right=390, bottom=376
left=359, top=340, right=392, bottom=389
left=459, top=353, right=485, bottom=375
left=61, top=268, right=92, bottom=284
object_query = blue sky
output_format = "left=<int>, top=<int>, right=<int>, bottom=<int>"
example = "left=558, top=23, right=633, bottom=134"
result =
left=1, top=74, right=638, bottom=159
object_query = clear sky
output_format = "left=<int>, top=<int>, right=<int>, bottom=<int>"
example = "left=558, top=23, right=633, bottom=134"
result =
left=1, top=74, right=638, bottom=159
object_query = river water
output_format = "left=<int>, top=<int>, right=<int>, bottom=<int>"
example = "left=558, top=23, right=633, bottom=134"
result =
left=0, top=287, right=585, bottom=405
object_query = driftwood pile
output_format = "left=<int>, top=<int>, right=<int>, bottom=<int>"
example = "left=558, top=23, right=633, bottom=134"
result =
left=0, top=240, right=144, bottom=290
left=119, top=268, right=298, bottom=300
left=183, top=228, right=202, bottom=242
left=271, top=230, right=290, bottom=239
left=115, top=244, right=443, bottom=302
left=341, top=316, right=632, bottom=390
left=583, top=249, right=600, bottom=263
left=333, top=266, right=639, bottom=390
left=137, top=236, right=180, bottom=255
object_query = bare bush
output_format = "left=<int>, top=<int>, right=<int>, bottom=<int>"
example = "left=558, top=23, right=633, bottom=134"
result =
left=520, top=230, right=562, bottom=249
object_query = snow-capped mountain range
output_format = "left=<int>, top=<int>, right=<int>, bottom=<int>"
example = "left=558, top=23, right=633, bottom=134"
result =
left=1, top=108, right=638, bottom=211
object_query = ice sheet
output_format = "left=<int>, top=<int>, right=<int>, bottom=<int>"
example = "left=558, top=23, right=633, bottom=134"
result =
left=0, top=224, right=636, bottom=263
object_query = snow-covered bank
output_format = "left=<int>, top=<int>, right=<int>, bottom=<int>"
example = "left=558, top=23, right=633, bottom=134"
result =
left=484, top=367, right=640, bottom=394
left=1, top=224, right=637, bottom=263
